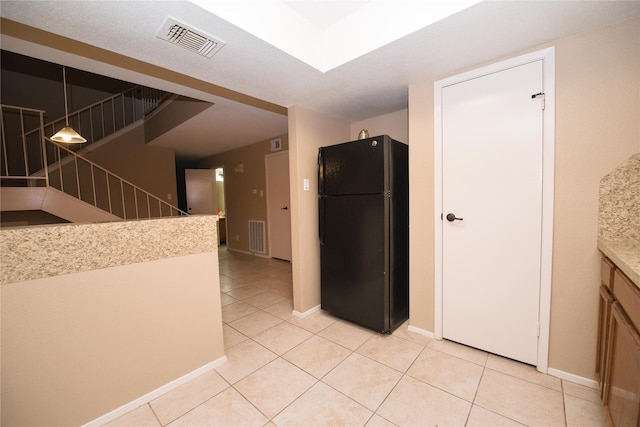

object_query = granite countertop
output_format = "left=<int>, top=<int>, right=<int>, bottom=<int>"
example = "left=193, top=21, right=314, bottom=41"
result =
left=598, top=153, right=639, bottom=288
left=598, top=239, right=640, bottom=287
left=0, top=215, right=218, bottom=284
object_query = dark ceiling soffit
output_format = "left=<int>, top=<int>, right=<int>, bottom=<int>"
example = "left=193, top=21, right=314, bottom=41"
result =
left=0, top=18, right=288, bottom=117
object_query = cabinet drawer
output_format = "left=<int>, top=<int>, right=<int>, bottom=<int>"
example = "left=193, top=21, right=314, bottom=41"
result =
left=601, top=257, right=615, bottom=289
left=613, top=269, right=640, bottom=330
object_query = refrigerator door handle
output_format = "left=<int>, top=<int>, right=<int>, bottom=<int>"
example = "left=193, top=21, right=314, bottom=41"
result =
left=317, top=148, right=325, bottom=195
left=319, top=196, right=325, bottom=244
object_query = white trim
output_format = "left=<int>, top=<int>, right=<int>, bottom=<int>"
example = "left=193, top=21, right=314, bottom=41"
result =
left=536, top=47, right=555, bottom=374
left=407, top=325, right=436, bottom=339
left=434, top=79, right=444, bottom=340
left=82, top=356, right=228, bottom=427
left=293, top=304, right=321, bottom=318
left=547, top=368, right=599, bottom=389
left=226, top=247, right=271, bottom=259
left=227, top=247, right=252, bottom=255
left=253, top=253, right=271, bottom=259
left=434, top=47, right=555, bottom=373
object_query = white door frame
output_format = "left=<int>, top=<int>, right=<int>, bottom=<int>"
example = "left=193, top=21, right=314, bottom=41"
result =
left=434, top=47, right=555, bottom=373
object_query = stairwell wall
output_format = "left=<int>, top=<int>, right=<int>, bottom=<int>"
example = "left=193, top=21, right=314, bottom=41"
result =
left=1, top=50, right=135, bottom=125
left=83, top=124, right=179, bottom=210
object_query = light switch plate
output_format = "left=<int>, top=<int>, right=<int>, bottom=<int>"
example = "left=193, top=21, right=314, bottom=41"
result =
left=303, top=179, right=310, bottom=191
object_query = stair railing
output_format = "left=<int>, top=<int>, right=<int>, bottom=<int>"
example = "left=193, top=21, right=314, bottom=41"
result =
left=25, top=86, right=168, bottom=149
left=1, top=104, right=49, bottom=188
left=1, top=104, right=187, bottom=220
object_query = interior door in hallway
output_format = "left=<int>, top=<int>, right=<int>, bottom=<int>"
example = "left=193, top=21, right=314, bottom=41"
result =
left=185, top=169, right=216, bottom=214
left=266, top=151, right=292, bottom=261
left=441, top=60, right=544, bottom=366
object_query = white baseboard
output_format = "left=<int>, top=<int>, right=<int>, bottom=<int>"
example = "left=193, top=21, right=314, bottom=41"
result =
left=402, top=324, right=598, bottom=390
left=407, top=324, right=436, bottom=339
left=252, top=252, right=270, bottom=258
left=293, top=304, right=321, bottom=318
left=547, top=367, right=599, bottom=389
left=82, top=355, right=228, bottom=427
left=226, top=248, right=252, bottom=255
left=226, top=247, right=270, bottom=258
left=402, top=325, right=597, bottom=390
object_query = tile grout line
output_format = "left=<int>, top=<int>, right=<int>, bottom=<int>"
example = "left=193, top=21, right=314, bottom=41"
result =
left=463, top=356, right=486, bottom=426
left=560, top=379, right=568, bottom=427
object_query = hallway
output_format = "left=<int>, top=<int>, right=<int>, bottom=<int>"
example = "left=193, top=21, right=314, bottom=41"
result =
left=106, top=247, right=606, bottom=426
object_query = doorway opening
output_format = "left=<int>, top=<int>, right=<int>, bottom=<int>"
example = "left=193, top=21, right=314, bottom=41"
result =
left=215, top=167, right=227, bottom=246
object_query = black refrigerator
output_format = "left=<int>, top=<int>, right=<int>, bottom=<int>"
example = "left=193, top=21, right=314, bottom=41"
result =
left=318, top=135, right=409, bottom=333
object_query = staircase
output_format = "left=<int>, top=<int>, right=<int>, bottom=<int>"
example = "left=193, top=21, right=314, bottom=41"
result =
left=1, top=87, right=189, bottom=224
left=40, top=86, right=169, bottom=149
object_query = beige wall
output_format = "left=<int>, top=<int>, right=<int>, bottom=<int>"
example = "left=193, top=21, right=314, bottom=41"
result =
left=350, top=109, right=408, bottom=144
left=85, top=123, right=179, bottom=206
left=198, top=134, right=289, bottom=254
left=288, top=106, right=350, bottom=313
left=549, top=16, right=639, bottom=377
left=2, top=254, right=223, bottom=426
left=408, top=81, right=437, bottom=332
left=407, top=16, right=640, bottom=379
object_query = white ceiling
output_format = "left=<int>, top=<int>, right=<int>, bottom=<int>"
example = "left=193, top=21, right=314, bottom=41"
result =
left=192, top=0, right=482, bottom=71
left=1, top=1, right=639, bottom=160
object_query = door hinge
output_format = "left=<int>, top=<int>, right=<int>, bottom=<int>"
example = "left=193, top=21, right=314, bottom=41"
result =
left=537, top=323, right=541, bottom=338
left=531, top=92, right=545, bottom=110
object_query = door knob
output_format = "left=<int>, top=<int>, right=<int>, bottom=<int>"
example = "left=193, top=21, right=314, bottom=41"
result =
left=281, top=206, right=289, bottom=210
left=446, top=213, right=463, bottom=222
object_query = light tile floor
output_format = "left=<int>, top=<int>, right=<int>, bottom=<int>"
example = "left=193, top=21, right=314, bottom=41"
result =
left=106, top=247, right=607, bottom=427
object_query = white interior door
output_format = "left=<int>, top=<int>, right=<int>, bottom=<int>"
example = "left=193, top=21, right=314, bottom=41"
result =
left=266, top=151, right=292, bottom=261
left=185, top=169, right=215, bottom=215
left=441, top=60, right=544, bottom=365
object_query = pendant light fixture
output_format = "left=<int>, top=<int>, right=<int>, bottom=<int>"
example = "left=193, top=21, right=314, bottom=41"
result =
left=50, top=66, right=86, bottom=144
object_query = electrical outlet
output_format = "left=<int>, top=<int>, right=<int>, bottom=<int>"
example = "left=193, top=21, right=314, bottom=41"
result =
left=235, top=235, right=239, bottom=242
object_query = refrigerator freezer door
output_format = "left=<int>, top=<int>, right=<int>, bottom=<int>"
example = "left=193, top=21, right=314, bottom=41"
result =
left=320, top=193, right=389, bottom=332
left=319, top=137, right=387, bottom=196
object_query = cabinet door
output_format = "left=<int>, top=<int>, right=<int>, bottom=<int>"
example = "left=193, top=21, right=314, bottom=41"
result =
left=604, top=302, right=640, bottom=427
left=601, top=257, right=615, bottom=289
left=597, top=284, right=614, bottom=395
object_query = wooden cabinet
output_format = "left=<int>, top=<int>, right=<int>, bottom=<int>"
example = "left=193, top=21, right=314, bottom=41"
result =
left=598, top=256, right=640, bottom=427
left=597, top=257, right=616, bottom=393
left=597, top=284, right=614, bottom=392
left=605, top=302, right=640, bottom=427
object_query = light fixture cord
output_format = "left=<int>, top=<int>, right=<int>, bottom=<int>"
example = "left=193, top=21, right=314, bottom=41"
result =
left=62, top=66, right=69, bottom=126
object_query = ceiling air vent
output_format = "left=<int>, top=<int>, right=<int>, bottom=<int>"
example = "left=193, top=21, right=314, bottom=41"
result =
left=157, top=18, right=225, bottom=58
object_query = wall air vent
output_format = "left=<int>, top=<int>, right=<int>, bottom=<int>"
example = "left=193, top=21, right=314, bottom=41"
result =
left=157, top=18, right=225, bottom=58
